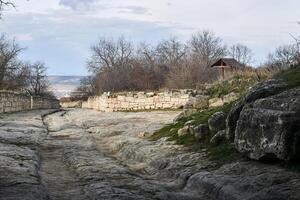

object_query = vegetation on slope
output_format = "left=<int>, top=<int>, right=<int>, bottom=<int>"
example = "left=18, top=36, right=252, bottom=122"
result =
left=150, top=102, right=241, bottom=165
left=150, top=66, right=300, bottom=165
left=274, top=65, right=300, bottom=88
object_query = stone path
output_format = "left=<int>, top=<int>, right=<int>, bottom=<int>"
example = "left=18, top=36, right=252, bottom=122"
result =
left=39, top=137, right=87, bottom=200
left=1, top=109, right=299, bottom=200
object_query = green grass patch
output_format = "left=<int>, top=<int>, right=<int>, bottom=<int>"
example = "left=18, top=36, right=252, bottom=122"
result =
left=150, top=102, right=241, bottom=164
left=207, top=75, right=260, bottom=98
left=273, top=66, right=300, bottom=88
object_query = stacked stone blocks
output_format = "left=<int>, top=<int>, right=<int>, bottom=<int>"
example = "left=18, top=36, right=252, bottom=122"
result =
left=0, top=90, right=60, bottom=113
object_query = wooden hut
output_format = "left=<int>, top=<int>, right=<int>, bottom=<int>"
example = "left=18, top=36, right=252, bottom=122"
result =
left=210, top=58, right=245, bottom=79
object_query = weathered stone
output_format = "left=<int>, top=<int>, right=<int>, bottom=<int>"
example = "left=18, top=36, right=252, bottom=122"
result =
left=0, top=90, right=59, bottom=114
left=178, top=126, right=194, bottom=137
left=186, top=95, right=209, bottom=109
left=186, top=161, right=300, bottom=200
left=138, top=132, right=153, bottom=138
left=194, top=124, right=209, bottom=140
left=223, top=92, right=239, bottom=104
left=178, top=126, right=189, bottom=137
left=235, top=88, right=300, bottom=161
left=173, top=109, right=197, bottom=122
left=209, top=97, right=224, bottom=107
left=2, top=107, right=300, bottom=200
left=210, top=130, right=226, bottom=146
left=60, top=100, right=82, bottom=108
left=208, top=111, right=227, bottom=135
left=82, top=90, right=193, bottom=112
left=226, top=79, right=288, bottom=141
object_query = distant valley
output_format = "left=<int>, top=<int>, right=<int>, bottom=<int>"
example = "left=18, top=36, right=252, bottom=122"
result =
left=48, top=76, right=84, bottom=98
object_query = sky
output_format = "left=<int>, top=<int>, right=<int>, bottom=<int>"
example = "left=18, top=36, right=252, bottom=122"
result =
left=0, top=0, right=299, bottom=76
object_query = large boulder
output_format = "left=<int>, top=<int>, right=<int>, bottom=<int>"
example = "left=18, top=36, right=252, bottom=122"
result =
left=235, top=88, right=300, bottom=161
left=208, top=111, right=227, bottom=135
left=226, top=79, right=288, bottom=141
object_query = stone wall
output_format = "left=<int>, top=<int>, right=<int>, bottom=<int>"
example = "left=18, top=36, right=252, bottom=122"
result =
left=0, top=90, right=60, bottom=113
left=82, top=91, right=192, bottom=112
left=60, top=101, right=82, bottom=108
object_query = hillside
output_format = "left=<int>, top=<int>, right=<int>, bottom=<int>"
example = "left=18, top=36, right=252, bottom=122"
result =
left=48, top=76, right=84, bottom=98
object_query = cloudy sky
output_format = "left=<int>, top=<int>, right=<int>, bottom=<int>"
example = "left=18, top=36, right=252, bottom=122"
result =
left=0, top=0, right=299, bottom=75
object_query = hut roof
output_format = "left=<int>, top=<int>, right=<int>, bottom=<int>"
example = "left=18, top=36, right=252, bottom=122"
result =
left=210, top=58, right=245, bottom=69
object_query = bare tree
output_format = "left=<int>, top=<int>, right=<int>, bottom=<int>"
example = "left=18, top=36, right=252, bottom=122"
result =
left=0, top=34, right=24, bottom=89
left=190, top=30, right=227, bottom=67
left=88, top=36, right=133, bottom=73
left=290, top=34, right=300, bottom=65
left=27, top=62, right=49, bottom=95
left=74, top=76, right=97, bottom=98
left=267, top=44, right=298, bottom=70
left=156, top=37, right=187, bottom=67
left=228, top=44, right=253, bottom=66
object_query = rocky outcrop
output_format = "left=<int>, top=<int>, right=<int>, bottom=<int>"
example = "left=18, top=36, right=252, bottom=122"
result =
left=0, top=110, right=55, bottom=200
left=1, top=108, right=300, bottom=200
left=186, top=161, right=300, bottom=200
left=226, top=80, right=288, bottom=141
left=235, top=87, right=300, bottom=161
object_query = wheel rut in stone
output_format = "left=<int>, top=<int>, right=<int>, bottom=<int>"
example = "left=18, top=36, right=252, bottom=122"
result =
left=39, top=137, right=88, bottom=200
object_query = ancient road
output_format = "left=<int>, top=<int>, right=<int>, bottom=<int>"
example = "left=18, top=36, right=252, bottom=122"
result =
left=1, top=109, right=299, bottom=200
left=0, top=109, right=211, bottom=200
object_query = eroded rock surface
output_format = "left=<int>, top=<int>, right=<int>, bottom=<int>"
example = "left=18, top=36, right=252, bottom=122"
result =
left=226, top=79, right=288, bottom=140
left=0, top=109, right=299, bottom=200
left=235, top=87, right=300, bottom=161
left=0, top=110, right=55, bottom=200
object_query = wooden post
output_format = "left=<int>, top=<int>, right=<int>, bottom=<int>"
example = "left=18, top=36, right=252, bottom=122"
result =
left=30, top=96, right=33, bottom=110
left=221, top=62, right=225, bottom=80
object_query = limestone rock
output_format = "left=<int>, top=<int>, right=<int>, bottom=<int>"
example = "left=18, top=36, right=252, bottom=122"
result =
left=186, top=161, right=300, bottom=200
left=208, top=112, right=227, bottom=135
left=209, top=97, right=224, bottom=107
left=235, top=87, right=300, bottom=161
left=223, top=92, right=239, bottom=104
left=226, top=79, right=288, bottom=141
left=194, top=124, right=210, bottom=140
left=191, top=95, right=209, bottom=109
left=178, top=126, right=194, bottom=137
left=138, top=132, right=153, bottom=138
left=173, top=109, right=197, bottom=122
left=210, top=130, right=226, bottom=146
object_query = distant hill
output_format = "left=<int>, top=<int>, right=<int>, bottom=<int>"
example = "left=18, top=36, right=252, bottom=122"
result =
left=48, top=76, right=84, bottom=98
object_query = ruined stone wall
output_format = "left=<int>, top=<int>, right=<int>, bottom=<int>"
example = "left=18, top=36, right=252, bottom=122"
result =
left=0, top=90, right=60, bottom=113
left=60, top=101, right=82, bottom=108
left=82, top=91, right=191, bottom=112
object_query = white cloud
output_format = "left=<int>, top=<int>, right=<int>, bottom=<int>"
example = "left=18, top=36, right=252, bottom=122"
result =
left=59, top=0, right=99, bottom=10
left=1, top=0, right=300, bottom=75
